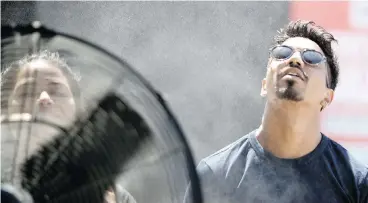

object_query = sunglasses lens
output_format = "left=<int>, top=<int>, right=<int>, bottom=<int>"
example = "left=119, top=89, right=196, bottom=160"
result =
left=303, top=50, right=324, bottom=64
left=271, top=46, right=293, bottom=59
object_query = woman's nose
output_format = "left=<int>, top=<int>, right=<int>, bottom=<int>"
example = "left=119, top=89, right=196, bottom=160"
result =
left=37, top=91, right=54, bottom=107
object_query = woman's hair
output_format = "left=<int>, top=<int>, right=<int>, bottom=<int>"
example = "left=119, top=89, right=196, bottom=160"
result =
left=1, top=50, right=82, bottom=113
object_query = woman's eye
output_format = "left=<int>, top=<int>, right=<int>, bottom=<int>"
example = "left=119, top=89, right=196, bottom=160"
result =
left=16, top=92, right=33, bottom=98
left=48, top=88, right=67, bottom=97
left=54, top=91, right=67, bottom=97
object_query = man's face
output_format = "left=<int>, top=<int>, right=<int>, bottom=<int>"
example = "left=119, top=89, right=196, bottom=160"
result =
left=261, top=37, right=333, bottom=109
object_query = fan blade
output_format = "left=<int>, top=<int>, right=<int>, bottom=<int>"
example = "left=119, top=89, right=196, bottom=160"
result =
left=20, top=93, right=152, bottom=203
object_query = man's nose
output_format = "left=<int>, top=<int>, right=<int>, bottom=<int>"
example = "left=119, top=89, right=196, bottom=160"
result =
left=288, top=52, right=303, bottom=68
left=37, top=91, right=54, bottom=107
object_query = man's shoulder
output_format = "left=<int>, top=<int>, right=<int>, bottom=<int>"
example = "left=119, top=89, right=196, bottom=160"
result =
left=324, top=135, right=368, bottom=186
left=199, top=130, right=256, bottom=173
left=326, top=135, right=368, bottom=168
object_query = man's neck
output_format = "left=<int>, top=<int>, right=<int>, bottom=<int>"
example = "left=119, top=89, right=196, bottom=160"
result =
left=257, top=101, right=322, bottom=159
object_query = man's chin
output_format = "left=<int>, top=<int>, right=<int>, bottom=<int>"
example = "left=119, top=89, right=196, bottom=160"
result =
left=276, top=88, right=304, bottom=102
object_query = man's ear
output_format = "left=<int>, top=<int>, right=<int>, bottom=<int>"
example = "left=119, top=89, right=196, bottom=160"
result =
left=325, top=88, right=334, bottom=104
left=260, top=78, right=267, bottom=97
left=321, top=89, right=334, bottom=111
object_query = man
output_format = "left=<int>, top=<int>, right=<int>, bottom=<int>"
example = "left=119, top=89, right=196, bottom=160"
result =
left=1, top=51, right=137, bottom=203
left=184, top=20, right=368, bottom=203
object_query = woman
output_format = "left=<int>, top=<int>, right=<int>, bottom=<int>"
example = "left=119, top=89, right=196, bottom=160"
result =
left=1, top=51, right=137, bottom=203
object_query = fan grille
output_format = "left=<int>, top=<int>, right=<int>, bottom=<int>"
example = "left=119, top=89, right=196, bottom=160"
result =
left=1, top=24, right=202, bottom=203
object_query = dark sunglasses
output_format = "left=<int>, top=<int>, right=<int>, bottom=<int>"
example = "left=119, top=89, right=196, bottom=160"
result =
left=270, top=45, right=326, bottom=65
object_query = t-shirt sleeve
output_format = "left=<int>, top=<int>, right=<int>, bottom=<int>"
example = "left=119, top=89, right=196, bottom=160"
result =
left=183, top=160, right=224, bottom=203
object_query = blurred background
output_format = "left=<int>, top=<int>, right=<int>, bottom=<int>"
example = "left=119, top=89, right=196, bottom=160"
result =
left=1, top=0, right=367, bottom=194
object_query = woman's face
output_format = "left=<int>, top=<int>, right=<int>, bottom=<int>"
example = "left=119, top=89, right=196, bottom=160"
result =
left=6, top=59, right=77, bottom=160
left=8, top=59, right=76, bottom=126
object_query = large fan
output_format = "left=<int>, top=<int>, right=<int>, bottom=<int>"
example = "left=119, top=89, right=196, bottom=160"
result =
left=1, top=22, right=202, bottom=203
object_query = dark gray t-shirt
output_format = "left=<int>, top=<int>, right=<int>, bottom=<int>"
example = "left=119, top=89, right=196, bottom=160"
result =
left=184, top=130, right=368, bottom=203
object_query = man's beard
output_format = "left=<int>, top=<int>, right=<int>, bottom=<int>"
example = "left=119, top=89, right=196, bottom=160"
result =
left=276, top=80, right=303, bottom=102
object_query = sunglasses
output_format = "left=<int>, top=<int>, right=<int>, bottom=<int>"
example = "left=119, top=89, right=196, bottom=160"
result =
left=270, top=45, right=326, bottom=66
